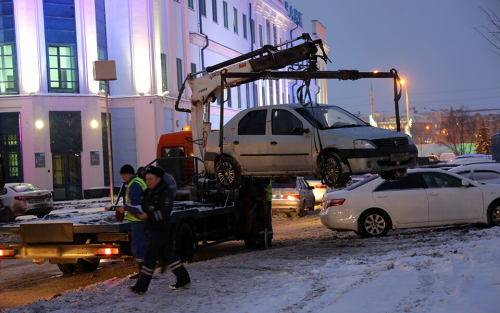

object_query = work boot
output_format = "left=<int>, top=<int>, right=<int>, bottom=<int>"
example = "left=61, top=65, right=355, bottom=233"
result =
left=129, top=262, right=142, bottom=279
left=129, top=265, right=154, bottom=295
left=169, top=264, right=190, bottom=290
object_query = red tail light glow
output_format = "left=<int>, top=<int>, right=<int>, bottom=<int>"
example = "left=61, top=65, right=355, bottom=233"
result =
left=326, top=199, right=346, bottom=207
left=316, top=185, right=326, bottom=189
left=286, top=195, right=299, bottom=200
left=94, top=248, right=120, bottom=256
left=14, top=196, right=33, bottom=201
left=0, top=249, right=15, bottom=256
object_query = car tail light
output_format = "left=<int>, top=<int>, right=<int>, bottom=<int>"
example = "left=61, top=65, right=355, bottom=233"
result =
left=316, top=185, right=326, bottom=189
left=325, top=199, right=345, bottom=207
left=94, top=247, right=120, bottom=256
left=286, top=195, right=299, bottom=200
left=14, top=196, right=33, bottom=201
left=0, top=249, right=15, bottom=256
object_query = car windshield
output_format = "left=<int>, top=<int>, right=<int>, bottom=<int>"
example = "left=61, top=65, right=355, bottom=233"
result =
left=272, top=180, right=296, bottom=188
left=295, top=106, right=368, bottom=130
left=344, top=175, right=379, bottom=191
left=9, top=184, right=43, bottom=192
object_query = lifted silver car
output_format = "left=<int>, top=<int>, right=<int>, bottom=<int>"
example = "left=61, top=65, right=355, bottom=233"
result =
left=204, top=103, right=417, bottom=189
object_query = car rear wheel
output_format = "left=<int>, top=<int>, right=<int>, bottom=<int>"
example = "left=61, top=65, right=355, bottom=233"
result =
left=215, top=157, right=242, bottom=189
left=358, top=209, right=391, bottom=238
left=0, top=208, right=14, bottom=223
left=321, top=152, right=350, bottom=188
left=488, top=201, right=500, bottom=227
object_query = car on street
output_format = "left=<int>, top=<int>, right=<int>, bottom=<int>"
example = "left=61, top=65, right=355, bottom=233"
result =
left=205, top=103, right=418, bottom=189
left=271, top=177, right=315, bottom=217
left=446, top=154, right=492, bottom=166
left=0, top=183, right=54, bottom=223
left=320, top=168, right=500, bottom=237
left=449, top=163, right=500, bottom=184
left=303, top=178, right=327, bottom=203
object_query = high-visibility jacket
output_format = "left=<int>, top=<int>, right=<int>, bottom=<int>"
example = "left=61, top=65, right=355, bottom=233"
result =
left=266, top=178, right=273, bottom=201
left=124, top=176, right=147, bottom=222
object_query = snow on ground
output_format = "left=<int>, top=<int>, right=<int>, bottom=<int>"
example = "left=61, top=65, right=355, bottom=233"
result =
left=4, top=224, right=500, bottom=313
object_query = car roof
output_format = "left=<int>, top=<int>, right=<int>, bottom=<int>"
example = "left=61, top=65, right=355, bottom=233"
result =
left=243, top=103, right=337, bottom=111
left=448, top=162, right=500, bottom=171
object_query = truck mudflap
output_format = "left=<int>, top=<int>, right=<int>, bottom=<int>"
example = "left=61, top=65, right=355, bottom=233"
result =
left=0, top=243, right=122, bottom=261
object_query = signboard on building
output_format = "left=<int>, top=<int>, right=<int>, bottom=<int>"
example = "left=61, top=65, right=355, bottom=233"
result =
left=284, top=1, right=303, bottom=27
left=90, top=151, right=100, bottom=166
left=35, top=153, right=45, bottom=168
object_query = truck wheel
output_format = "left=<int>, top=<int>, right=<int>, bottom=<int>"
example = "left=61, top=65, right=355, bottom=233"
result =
left=75, top=258, right=101, bottom=272
left=0, top=208, right=14, bottom=223
left=321, top=153, right=350, bottom=188
left=174, top=223, right=195, bottom=263
left=57, top=263, right=76, bottom=274
left=215, top=157, right=241, bottom=189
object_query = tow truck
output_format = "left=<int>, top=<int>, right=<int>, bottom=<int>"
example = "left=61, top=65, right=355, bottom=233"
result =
left=0, top=33, right=413, bottom=273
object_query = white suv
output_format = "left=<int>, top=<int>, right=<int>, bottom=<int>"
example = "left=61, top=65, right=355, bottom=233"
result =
left=204, top=103, right=418, bottom=188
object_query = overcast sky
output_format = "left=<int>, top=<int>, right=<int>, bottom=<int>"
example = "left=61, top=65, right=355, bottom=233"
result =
left=293, top=0, right=500, bottom=116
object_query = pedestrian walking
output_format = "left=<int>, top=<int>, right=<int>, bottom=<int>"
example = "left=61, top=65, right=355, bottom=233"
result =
left=130, top=165, right=190, bottom=295
left=116, top=164, right=148, bottom=279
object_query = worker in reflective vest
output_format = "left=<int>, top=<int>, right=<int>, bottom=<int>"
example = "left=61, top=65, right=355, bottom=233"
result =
left=117, top=164, right=147, bottom=279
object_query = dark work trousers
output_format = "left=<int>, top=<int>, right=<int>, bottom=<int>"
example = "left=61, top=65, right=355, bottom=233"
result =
left=130, top=221, right=147, bottom=263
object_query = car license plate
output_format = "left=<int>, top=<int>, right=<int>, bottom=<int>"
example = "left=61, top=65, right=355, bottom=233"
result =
left=390, top=153, right=409, bottom=161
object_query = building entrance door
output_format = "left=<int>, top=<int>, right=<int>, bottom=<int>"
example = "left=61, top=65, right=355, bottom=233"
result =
left=53, top=153, right=82, bottom=201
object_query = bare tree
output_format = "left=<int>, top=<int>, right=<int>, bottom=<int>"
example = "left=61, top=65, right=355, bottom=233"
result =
left=438, top=106, right=477, bottom=156
left=474, top=1, right=500, bottom=55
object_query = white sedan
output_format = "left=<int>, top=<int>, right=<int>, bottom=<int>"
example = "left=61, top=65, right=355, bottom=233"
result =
left=320, top=169, right=500, bottom=237
left=0, top=183, right=54, bottom=223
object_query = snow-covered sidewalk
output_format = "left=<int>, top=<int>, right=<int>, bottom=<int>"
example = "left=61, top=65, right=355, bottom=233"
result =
left=5, top=226, right=500, bottom=313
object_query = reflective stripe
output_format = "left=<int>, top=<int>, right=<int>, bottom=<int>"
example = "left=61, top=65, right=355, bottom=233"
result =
left=169, top=260, right=182, bottom=270
left=141, top=266, right=155, bottom=276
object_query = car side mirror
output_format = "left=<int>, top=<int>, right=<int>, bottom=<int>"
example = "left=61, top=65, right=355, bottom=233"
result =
left=308, top=186, right=315, bottom=190
left=461, top=180, right=470, bottom=187
left=292, top=127, right=309, bottom=134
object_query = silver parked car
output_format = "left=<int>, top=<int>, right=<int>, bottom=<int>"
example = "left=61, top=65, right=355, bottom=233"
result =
left=272, top=177, right=315, bottom=217
left=449, top=163, right=500, bottom=184
left=0, top=183, right=54, bottom=223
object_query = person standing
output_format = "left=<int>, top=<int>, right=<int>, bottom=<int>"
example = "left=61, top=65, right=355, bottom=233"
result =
left=130, top=166, right=190, bottom=295
left=116, top=164, right=147, bottom=279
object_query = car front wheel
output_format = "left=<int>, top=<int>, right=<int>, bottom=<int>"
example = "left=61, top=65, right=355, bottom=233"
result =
left=488, top=202, right=500, bottom=227
left=0, top=208, right=15, bottom=223
left=215, top=157, right=241, bottom=189
left=321, top=152, right=350, bottom=188
left=358, top=209, right=391, bottom=238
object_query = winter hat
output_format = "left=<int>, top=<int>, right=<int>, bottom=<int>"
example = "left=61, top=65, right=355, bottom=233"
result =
left=120, top=164, right=135, bottom=175
left=146, top=166, right=165, bottom=178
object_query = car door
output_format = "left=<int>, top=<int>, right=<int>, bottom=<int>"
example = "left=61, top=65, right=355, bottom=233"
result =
left=269, top=109, right=313, bottom=172
left=372, top=173, right=428, bottom=224
left=299, top=178, right=314, bottom=209
left=230, top=109, right=271, bottom=172
left=422, top=171, right=483, bottom=221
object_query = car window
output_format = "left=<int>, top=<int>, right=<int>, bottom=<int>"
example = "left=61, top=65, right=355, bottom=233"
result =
left=374, top=173, right=425, bottom=191
left=454, top=170, right=471, bottom=179
left=422, top=172, right=463, bottom=188
left=295, top=106, right=367, bottom=130
left=344, top=175, right=379, bottom=190
left=473, top=170, right=500, bottom=181
left=238, top=110, right=267, bottom=135
left=272, top=180, right=296, bottom=188
left=9, top=184, right=43, bottom=192
left=272, top=110, right=303, bottom=135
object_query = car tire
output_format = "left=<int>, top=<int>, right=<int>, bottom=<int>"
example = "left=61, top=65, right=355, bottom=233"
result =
left=487, top=201, right=500, bottom=227
left=57, top=263, right=76, bottom=274
left=0, top=208, right=15, bottom=223
left=358, top=209, right=391, bottom=238
left=173, top=223, right=195, bottom=263
left=215, top=156, right=242, bottom=189
left=321, top=152, right=350, bottom=188
left=37, top=213, right=47, bottom=219
left=380, top=169, right=407, bottom=181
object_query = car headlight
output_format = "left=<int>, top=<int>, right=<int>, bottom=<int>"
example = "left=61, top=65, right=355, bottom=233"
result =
left=354, top=140, right=376, bottom=149
left=407, top=136, right=414, bottom=145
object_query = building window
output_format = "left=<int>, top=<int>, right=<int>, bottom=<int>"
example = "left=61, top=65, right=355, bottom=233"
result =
left=176, top=58, right=183, bottom=92
left=273, top=25, right=277, bottom=46
left=223, top=1, right=228, bottom=28
left=251, top=19, right=255, bottom=44
left=237, top=86, right=241, bottom=108
left=212, top=0, right=217, bottom=23
left=277, top=81, right=280, bottom=104
left=191, top=62, right=197, bottom=78
left=44, top=0, right=79, bottom=93
left=262, top=85, right=266, bottom=106
left=269, top=82, right=273, bottom=105
left=95, top=0, right=108, bottom=91
left=253, top=83, right=258, bottom=107
left=48, top=46, right=78, bottom=93
left=266, top=20, right=271, bottom=45
left=200, top=0, right=206, bottom=16
left=246, top=83, right=250, bottom=109
left=242, top=14, right=247, bottom=39
left=161, top=53, right=167, bottom=92
left=233, top=8, right=238, bottom=33
left=259, top=24, right=263, bottom=47
left=188, top=0, right=194, bottom=9
left=0, top=1, right=17, bottom=94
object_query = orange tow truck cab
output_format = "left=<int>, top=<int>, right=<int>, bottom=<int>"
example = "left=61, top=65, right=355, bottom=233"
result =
left=157, top=130, right=196, bottom=184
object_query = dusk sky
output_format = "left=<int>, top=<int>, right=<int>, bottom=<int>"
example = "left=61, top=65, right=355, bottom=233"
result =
left=293, top=0, right=500, bottom=116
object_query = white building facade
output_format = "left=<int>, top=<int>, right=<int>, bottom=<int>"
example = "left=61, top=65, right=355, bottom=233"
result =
left=0, top=0, right=328, bottom=200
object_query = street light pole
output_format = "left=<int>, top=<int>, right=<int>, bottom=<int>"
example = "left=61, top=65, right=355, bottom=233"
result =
left=401, top=79, right=410, bottom=134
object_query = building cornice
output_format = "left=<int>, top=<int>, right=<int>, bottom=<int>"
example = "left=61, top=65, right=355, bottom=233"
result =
left=190, top=32, right=242, bottom=59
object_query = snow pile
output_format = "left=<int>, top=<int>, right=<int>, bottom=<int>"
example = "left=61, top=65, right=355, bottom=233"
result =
left=5, top=227, right=500, bottom=313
